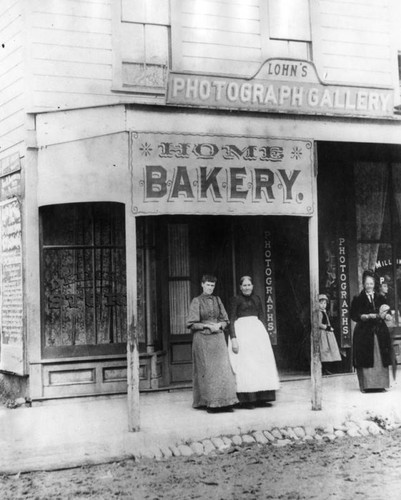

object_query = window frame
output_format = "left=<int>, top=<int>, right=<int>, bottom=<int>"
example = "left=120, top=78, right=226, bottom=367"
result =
left=40, top=202, right=127, bottom=360
left=111, top=0, right=170, bottom=95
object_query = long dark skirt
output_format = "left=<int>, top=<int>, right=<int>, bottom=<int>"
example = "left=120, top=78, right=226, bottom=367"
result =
left=192, top=331, right=238, bottom=409
left=237, top=390, right=276, bottom=404
left=356, top=334, right=389, bottom=392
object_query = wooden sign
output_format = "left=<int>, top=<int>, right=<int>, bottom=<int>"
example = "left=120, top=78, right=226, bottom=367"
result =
left=131, top=132, right=314, bottom=216
left=337, top=237, right=351, bottom=348
left=0, top=198, right=24, bottom=374
left=264, top=230, right=277, bottom=345
left=167, top=59, right=394, bottom=118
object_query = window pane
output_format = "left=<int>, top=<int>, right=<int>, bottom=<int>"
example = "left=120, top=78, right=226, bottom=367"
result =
left=43, top=248, right=95, bottom=347
left=94, top=204, right=125, bottom=246
left=268, top=0, right=311, bottom=41
left=121, top=22, right=145, bottom=62
left=121, top=0, right=145, bottom=23
left=95, top=248, right=127, bottom=344
left=354, top=162, right=389, bottom=241
left=42, top=204, right=92, bottom=246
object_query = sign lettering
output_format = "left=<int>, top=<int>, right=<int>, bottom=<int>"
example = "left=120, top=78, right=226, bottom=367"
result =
left=131, top=133, right=314, bottom=216
left=167, top=59, right=393, bottom=118
left=0, top=198, right=24, bottom=374
left=264, top=231, right=277, bottom=345
left=337, top=237, right=351, bottom=348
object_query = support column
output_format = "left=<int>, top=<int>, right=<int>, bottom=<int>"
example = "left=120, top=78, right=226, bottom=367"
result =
left=126, top=209, right=140, bottom=431
left=309, top=143, right=322, bottom=411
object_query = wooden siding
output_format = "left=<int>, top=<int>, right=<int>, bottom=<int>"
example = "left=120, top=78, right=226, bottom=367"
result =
left=0, top=0, right=24, bottom=156
left=312, top=0, right=394, bottom=87
left=171, top=0, right=263, bottom=76
left=29, top=0, right=118, bottom=110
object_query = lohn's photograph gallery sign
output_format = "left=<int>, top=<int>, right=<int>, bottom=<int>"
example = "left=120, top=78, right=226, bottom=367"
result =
left=131, top=132, right=314, bottom=216
left=167, top=59, right=394, bottom=118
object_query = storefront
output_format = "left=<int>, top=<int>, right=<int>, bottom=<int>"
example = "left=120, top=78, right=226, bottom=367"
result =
left=9, top=95, right=394, bottom=402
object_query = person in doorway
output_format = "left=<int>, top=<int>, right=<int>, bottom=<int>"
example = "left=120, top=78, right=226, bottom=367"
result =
left=318, top=293, right=341, bottom=375
left=378, top=281, right=389, bottom=301
left=187, top=274, right=238, bottom=413
left=350, top=270, right=393, bottom=393
left=228, top=276, right=280, bottom=409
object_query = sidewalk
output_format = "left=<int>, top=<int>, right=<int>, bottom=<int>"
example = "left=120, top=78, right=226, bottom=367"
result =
left=1, top=374, right=401, bottom=475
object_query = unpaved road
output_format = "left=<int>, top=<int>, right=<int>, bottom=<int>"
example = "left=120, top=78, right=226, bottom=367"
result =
left=1, top=429, right=401, bottom=499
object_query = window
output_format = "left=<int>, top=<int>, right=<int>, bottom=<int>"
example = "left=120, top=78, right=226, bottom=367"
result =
left=268, top=0, right=311, bottom=42
left=264, top=0, right=311, bottom=60
left=113, top=0, right=170, bottom=92
left=354, top=162, right=401, bottom=326
left=41, top=203, right=127, bottom=358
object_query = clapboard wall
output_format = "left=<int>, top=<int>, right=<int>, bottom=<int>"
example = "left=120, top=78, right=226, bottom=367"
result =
left=0, top=0, right=24, bottom=158
left=171, top=0, right=397, bottom=87
left=311, top=0, right=396, bottom=87
left=28, top=0, right=116, bottom=110
left=2, top=0, right=399, bottom=115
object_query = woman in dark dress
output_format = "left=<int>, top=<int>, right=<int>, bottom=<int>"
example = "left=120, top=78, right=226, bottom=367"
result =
left=228, top=276, right=279, bottom=408
left=187, top=274, right=238, bottom=413
left=351, top=270, right=393, bottom=392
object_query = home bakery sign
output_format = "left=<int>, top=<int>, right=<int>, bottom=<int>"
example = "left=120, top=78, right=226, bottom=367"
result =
left=167, top=59, right=393, bottom=118
left=131, top=132, right=314, bottom=216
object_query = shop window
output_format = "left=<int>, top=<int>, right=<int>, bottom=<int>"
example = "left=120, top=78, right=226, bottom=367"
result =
left=40, top=203, right=127, bottom=358
left=354, top=162, right=401, bottom=326
left=112, top=0, right=170, bottom=92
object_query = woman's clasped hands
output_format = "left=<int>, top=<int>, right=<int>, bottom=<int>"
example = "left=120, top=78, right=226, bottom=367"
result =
left=361, top=313, right=378, bottom=321
left=205, top=322, right=223, bottom=333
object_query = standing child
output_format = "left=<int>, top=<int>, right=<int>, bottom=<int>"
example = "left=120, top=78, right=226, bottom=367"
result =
left=319, top=293, right=341, bottom=374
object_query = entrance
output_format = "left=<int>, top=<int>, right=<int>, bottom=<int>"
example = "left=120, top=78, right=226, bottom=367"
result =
left=136, top=215, right=311, bottom=388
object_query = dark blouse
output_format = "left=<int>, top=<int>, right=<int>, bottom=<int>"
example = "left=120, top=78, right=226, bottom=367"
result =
left=186, top=293, right=229, bottom=334
left=229, top=294, right=266, bottom=338
left=319, top=310, right=331, bottom=329
left=350, top=290, right=392, bottom=368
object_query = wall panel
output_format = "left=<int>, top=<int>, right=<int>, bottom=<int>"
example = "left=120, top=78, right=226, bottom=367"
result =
left=312, top=0, right=393, bottom=87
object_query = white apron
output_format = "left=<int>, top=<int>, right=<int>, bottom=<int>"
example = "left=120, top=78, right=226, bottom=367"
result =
left=228, top=316, right=280, bottom=393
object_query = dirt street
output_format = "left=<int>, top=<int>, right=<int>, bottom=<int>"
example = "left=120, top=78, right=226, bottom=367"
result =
left=2, top=429, right=401, bottom=500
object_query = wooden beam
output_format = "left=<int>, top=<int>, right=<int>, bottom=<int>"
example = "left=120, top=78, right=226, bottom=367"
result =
left=309, top=143, right=322, bottom=411
left=126, top=209, right=140, bottom=431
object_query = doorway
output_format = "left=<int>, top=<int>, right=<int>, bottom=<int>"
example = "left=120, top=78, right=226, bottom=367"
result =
left=137, top=215, right=311, bottom=387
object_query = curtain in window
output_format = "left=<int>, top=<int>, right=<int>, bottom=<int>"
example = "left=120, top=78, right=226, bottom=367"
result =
left=168, top=224, right=191, bottom=335
left=43, top=204, right=127, bottom=349
left=354, top=162, right=388, bottom=286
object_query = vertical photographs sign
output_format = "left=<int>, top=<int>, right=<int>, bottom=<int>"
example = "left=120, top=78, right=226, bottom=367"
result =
left=337, top=237, right=351, bottom=348
left=264, top=230, right=277, bottom=344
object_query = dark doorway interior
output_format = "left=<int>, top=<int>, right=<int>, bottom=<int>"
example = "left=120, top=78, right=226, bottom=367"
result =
left=138, top=215, right=311, bottom=386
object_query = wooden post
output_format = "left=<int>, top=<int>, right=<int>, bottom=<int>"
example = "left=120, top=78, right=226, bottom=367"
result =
left=126, top=209, right=140, bottom=431
left=309, top=143, right=322, bottom=411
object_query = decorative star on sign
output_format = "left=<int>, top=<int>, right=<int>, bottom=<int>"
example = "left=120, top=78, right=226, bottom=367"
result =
left=290, top=146, right=303, bottom=160
left=139, top=142, right=153, bottom=156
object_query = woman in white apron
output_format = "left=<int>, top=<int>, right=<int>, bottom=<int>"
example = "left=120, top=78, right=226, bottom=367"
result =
left=228, top=276, right=280, bottom=409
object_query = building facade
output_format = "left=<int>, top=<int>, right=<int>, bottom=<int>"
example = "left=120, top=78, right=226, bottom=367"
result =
left=1, top=0, right=401, bottom=402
